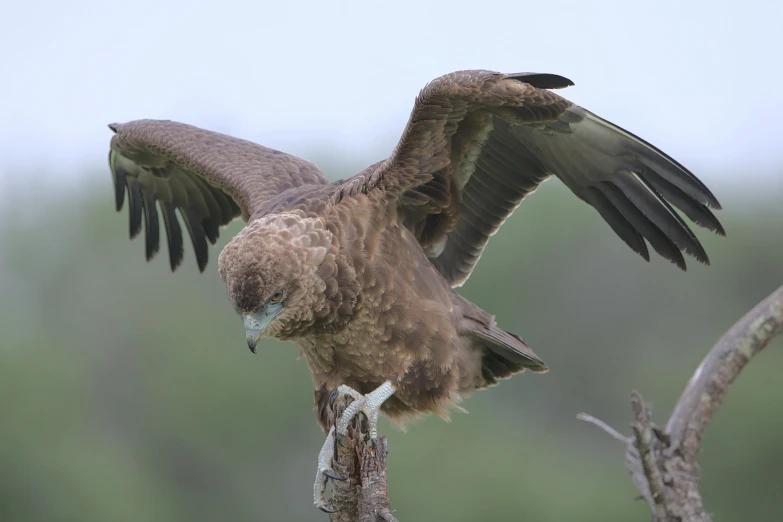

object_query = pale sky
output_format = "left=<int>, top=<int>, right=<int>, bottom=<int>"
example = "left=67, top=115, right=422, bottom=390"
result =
left=1, top=0, right=781, bottom=202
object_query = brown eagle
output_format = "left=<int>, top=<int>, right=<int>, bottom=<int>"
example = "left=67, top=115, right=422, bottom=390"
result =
left=107, top=70, right=724, bottom=510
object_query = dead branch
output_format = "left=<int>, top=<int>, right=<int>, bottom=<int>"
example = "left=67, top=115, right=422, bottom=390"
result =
left=579, top=283, right=783, bottom=521
left=666, top=284, right=783, bottom=460
left=327, top=392, right=398, bottom=522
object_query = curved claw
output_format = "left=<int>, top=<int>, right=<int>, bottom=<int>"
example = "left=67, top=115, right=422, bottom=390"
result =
left=314, top=427, right=342, bottom=512
left=328, top=388, right=340, bottom=410
left=323, top=469, right=345, bottom=481
left=317, top=503, right=340, bottom=514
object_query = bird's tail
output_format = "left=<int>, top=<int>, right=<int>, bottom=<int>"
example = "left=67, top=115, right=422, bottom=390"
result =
left=469, top=326, right=548, bottom=388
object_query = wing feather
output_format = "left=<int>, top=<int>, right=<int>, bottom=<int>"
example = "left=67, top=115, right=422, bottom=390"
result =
left=108, top=119, right=328, bottom=271
left=582, top=186, right=650, bottom=261
left=127, top=179, right=144, bottom=239
left=346, top=70, right=723, bottom=285
left=141, top=193, right=160, bottom=260
left=160, top=201, right=184, bottom=270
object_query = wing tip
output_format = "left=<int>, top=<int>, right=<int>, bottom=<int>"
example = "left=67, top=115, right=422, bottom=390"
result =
left=168, top=256, right=183, bottom=273
left=630, top=229, right=719, bottom=272
left=127, top=181, right=143, bottom=239
left=507, top=72, right=575, bottom=90
left=695, top=186, right=722, bottom=210
left=674, top=256, right=687, bottom=271
left=111, top=164, right=126, bottom=212
left=708, top=197, right=723, bottom=211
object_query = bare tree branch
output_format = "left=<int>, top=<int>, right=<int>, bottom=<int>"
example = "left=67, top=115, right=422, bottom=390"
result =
left=328, top=392, right=398, bottom=522
left=629, top=393, right=670, bottom=519
left=579, top=283, right=783, bottom=521
left=666, top=284, right=783, bottom=463
left=357, top=437, right=397, bottom=522
left=576, top=412, right=630, bottom=443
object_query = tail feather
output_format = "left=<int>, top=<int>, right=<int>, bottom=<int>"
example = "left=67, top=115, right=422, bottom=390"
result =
left=470, top=326, right=548, bottom=388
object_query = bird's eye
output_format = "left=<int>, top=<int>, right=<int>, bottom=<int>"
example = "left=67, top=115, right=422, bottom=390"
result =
left=269, top=290, right=285, bottom=303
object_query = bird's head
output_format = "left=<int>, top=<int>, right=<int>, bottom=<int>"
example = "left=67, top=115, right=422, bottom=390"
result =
left=218, top=213, right=332, bottom=351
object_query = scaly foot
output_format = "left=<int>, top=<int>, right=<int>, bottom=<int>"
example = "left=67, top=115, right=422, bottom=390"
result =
left=312, top=381, right=397, bottom=512
left=313, top=427, right=345, bottom=512
left=335, top=381, right=397, bottom=442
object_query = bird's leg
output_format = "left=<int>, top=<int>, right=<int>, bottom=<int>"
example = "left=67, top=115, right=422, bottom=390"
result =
left=313, top=427, right=344, bottom=513
left=312, top=381, right=397, bottom=512
left=336, top=380, right=397, bottom=442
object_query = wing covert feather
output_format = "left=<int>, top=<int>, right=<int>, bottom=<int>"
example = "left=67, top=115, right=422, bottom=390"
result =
left=344, top=70, right=723, bottom=285
left=108, top=119, right=328, bottom=272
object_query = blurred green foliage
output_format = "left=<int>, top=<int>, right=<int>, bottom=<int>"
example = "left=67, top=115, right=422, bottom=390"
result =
left=0, top=170, right=781, bottom=522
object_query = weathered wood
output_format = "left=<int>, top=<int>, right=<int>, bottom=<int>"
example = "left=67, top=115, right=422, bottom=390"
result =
left=328, top=392, right=397, bottom=522
left=580, top=283, right=783, bottom=521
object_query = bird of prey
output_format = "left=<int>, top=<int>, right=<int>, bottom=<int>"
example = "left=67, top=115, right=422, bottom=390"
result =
left=107, top=70, right=724, bottom=511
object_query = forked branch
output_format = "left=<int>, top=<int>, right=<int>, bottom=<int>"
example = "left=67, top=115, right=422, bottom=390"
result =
left=579, top=283, right=783, bottom=521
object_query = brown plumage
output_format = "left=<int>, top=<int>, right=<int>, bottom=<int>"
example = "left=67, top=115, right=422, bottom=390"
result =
left=108, top=70, right=724, bottom=434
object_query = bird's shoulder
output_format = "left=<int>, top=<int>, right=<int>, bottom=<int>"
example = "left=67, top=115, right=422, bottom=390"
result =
left=250, top=182, right=341, bottom=220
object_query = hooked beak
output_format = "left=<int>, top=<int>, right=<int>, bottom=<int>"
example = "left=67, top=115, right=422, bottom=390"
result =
left=244, top=314, right=264, bottom=353
left=243, top=306, right=282, bottom=353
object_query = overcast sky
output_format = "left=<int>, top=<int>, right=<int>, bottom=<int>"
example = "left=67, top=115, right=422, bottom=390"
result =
left=1, top=0, right=781, bottom=203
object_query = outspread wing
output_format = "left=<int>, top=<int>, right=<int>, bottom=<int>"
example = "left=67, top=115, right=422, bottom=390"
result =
left=108, top=119, right=329, bottom=272
left=346, top=70, right=724, bottom=286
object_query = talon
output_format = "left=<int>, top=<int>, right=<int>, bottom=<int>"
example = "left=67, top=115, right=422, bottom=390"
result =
left=328, top=388, right=340, bottom=409
left=313, top=382, right=397, bottom=513
left=335, top=381, right=397, bottom=439
left=313, top=427, right=343, bottom=512
left=323, top=469, right=345, bottom=481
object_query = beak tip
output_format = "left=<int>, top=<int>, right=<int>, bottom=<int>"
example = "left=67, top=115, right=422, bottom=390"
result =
left=244, top=313, right=267, bottom=355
